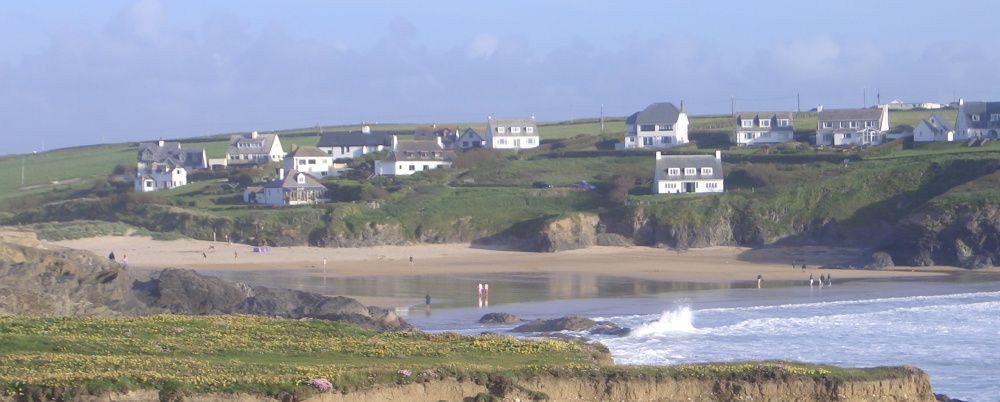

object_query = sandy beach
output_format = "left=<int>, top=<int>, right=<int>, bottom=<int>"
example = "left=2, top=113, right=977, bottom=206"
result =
left=53, top=235, right=963, bottom=282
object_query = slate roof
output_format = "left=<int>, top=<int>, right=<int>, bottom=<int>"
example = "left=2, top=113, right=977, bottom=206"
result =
left=137, top=141, right=206, bottom=170
left=317, top=131, right=393, bottom=147
left=735, top=112, right=794, bottom=130
left=414, top=125, right=460, bottom=144
left=959, top=101, right=1000, bottom=129
left=627, top=103, right=682, bottom=125
left=384, top=140, right=457, bottom=163
left=655, top=153, right=724, bottom=181
left=817, top=108, right=883, bottom=122
left=285, top=145, right=330, bottom=159
left=487, top=117, right=538, bottom=136
left=227, top=132, right=280, bottom=155
left=264, top=170, right=326, bottom=190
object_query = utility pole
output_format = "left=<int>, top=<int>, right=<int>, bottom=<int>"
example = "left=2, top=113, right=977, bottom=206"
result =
left=797, top=93, right=801, bottom=112
left=731, top=95, right=735, bottom=115
left=600, top=104, right=605, bottom=134
left=863, top=87, right=867, bottom=108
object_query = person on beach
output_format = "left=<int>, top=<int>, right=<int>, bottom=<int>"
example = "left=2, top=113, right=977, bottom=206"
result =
left=121, top=255, right=128, bottom=267
left=819, top=274, right=825, bottom=287
left=108, top=252, right=115, bottom=261
left=827, top=273, right=832, bottom=286
left=484, top=283, right=489, bottom=297
left=478, top=283, right=483, bottom=297
left=809, top=273, right=813, bottom=286
left=202, top=252, right=207, bottom=258
left=757, top=274, right=763, bottom=288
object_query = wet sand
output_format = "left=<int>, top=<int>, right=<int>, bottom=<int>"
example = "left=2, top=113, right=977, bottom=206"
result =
left=51, top=236, right=978, bottom=307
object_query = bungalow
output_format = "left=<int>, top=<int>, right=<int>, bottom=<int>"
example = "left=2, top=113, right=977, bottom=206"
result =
left=652, top=151, right=724, bottom=195
left=374, top=136, right=457, bottom=176
left=815, top=106, right=889, bottom=146
left=134, top=140, right=207, bottom=192
left=621, top=102, right=689, bottom=149
left=414, top=125, right=460, bottom=149
left=282, top=146, right=346, bottom=178
left=954, top=99, right=1000, bottom=139
left=456, top=127, right=485, bottom=149
left=733, top=112, right=794, bottom=146
left=485, top=116, right=540, bottom=149
left=913, top=114, right=956, bottom=142
left=244, top=169, right=329, bottom=205
left=226, top=131, right=284, bottom=166
left=316, top=126, right=393, bottom=159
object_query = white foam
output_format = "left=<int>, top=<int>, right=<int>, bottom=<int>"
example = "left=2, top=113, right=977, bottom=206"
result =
left=631, top=305, right=701, bottom=337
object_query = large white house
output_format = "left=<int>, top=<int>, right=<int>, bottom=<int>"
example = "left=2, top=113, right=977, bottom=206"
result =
left=134, top=140, right=207, bottom=192
left=954, top=99, right=1000, bottom=139
left=733, top=112, right=794, bottom=146
left=226, top=131, right=284, bottom=166
left=374, top=136, right=456, bottom=176
left=316, top=126, right=393, bottom=159
left=652, top=151, right=724, bottom=195
left=913, top=114, right=956, bottom=142
left=815, top=106, right=890, bottom=146
left=621, top=102, right=689, bottom=149
left=244, top=169, right=329, bottom=205
left=282, top=146, right=345, bottom=178
left=485, top=116, right=540, bottom=150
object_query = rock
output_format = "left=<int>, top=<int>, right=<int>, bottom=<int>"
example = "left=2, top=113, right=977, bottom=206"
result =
left=533, top=214, right=600, bottom=252
left=589, top=321, right=630, bottom=336
left=866, top=251, right=895, bottom=269
left=512, top=316, right=599, bottom=333
left=479, top=312, right=521, bottom=324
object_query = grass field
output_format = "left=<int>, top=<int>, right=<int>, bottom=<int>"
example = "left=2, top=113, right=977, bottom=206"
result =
left=0, top=314, right=919, bottom=400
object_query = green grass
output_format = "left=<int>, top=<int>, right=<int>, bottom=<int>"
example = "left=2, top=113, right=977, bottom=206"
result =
left=0, top=315, right=920, bottom=399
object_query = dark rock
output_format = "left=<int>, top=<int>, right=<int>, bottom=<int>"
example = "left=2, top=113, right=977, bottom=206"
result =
left=589, top=321, right=630, bottom=336
left=595, top=233, right=633, bottom=247
left=479, top=312, right=521, bottom=324
left=512, top=316, right=598, bottom=333
left=866, top=251, right=895, bottom=269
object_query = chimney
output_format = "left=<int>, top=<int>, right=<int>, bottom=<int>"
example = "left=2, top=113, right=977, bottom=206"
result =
left=362, top=125, right=370, bottom=134
left=715, top=150, right=722, bottom=160
left=391, top=135, right=398, bottom=149
left=158, top=138, right=164, bottom=147
left=655, top=151, right=661, bottom=160
left=436, top=136, right=443, bottom=148
left=278, top=168, right=285, bottom=180
left=251, top=131, right=258, bottom=139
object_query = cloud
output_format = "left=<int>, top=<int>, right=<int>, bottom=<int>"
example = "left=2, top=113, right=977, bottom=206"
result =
left=759, top=36, right=884, bottom=83
left=466, top=34, right=499, bottom=60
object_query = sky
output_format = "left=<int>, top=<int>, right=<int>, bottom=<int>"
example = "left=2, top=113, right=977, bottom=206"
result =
left=3, top=1, right=1000, bottom=156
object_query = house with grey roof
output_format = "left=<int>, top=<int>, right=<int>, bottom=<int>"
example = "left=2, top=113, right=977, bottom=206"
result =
left=485, top=116, right=539, bottom=149
left=134, top=139, right=207, bottom=192
left=414, top=124, right=460, bottom=149
left=244, top=169, right=329, bottom=205
left=815, top=106, right=889, bottom=146
left=226, top=131, right=284, bottom=166
left=733, top=112, right=794, bottom=146
left=374, top=136, right=457, bottom=176
left=913, top=114, right=956, bottom=142
left=316, top=126, right=393, bottom=159
left=954, top=99, right=1000, bottom=139
left=456, top=127, right=485, bottom=149
left=621, top=102, right=689, bottom=150
left=282, top=145, right=347, bottom=178
left=652, top=151, right=724, bottom=195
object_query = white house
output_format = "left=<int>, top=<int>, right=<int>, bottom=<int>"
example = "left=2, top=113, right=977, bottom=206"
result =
left=374, top=136, right=456, bottom=176
left=913, top=114, right=956, bottom=142
left=653, top=151, right=724, bottom=195
left=414, top=125, right=460, bottom=149
left=879, top=100, right=947, bottom=110
left=226, top=131, right=284, bottom=166
left=244, top=169, right=329, bottom=205
left=134, top=140, right=207, bottom=192
left=282, top=146, right=346, bottom=178
left=733, top=112, right=794, bottom=146
left=621, top=102, right=689, bottom=149
left=485, top=116, right=540, bottom=150
left=954, top=99, right=1000, bottom=139
left=456, top=127, right=485, bottom=149
left=316, top=126, right=393, bottom=159
left=815, top=106, right=890, bottom=146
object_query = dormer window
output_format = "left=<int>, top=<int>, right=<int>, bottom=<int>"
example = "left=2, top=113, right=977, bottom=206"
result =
left=822, top=122, right=833, bottom=128
left=667, top=168, right=680, bottom=176
left=296, top=174, right=305, bottom=184
left=701, top=167, right=713, bottom=175
left=777, top=119, right=790, bottom=127
left=991, top=114, right=1000, bottom=122
left=496, top=127, right=506, bottom=133
left=973, top=115, right=980, bottom=122
left=511, top=127, right=521, bottom=133
left=742, top=120, right=753, bottom=128
left=850, top=121, right=859, bottom=128
left=684, top=168, right=697, bottom=175
left=760, top=120, right=771, bottom=127
left=526, top=127, right=534, bottom=133
left=659, top=124, right=673, bottom=131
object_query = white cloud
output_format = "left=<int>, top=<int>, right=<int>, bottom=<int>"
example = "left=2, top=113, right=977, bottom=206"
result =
left=466, top=34, right=499, bottom=60
left=761, top=36, right=884, bottom=83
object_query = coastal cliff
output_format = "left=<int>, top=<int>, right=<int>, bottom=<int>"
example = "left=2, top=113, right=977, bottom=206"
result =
left=24, top=368, right=936, bottom=402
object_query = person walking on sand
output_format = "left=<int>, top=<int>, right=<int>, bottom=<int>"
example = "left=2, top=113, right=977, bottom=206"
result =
left=819, top=274, right=825, bottom=287
left=409, top=255, right=413, bottom=266
left=478, top=283, right=483, bottom=297
left=809, top=273, right=813, bottom=287
left=827, top=273, right=832, bottom=286
left=484, top=283, right=489, bottom=297
left=757, top=274, right=763, bottom=288
left=121, top=255, right=128, bottom=267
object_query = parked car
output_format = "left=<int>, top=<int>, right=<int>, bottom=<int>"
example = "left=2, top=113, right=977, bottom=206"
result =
left=532, top=181, right=553, bottom=188
left=573, top=180, right=597, bottom=191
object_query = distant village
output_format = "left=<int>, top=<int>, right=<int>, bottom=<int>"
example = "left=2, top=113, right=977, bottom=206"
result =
left=133, top=99, right=995, bottom=205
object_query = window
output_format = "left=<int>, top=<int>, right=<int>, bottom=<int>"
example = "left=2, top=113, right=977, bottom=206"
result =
left=701, top=167, right=713, bottom=175
left=298, top=159, right=306, bottom=165
left=526, top=127, right=534, bottom=133
left=409, top=165, right=416, bottom=171
left=340, top=146, right=350, bottom=154
left=511, top=126, right=521, bottom=133
left=684, top=168, right=697, bottom=175
left=423, top=164, right=430, bottom=170
left=643, top=137, right=654, bottom=146
left=496, top=127, right=505, bottom=133
left=778, top=119, right=790, bottom=127
left=992, top=114, right=1000, bottom=122
left=865, top=121, right=875, bottom=127
left=973, top=115, right=981, bottom=122
left=296, top=174, right=305, bottom=184
left=661, top=136, right=671, bottom=144
left=498, top=138, right=507, bottom=145
left=760, top=120, right=771, bottom=127
left=822, top=122, right=833, bottom=128
left=742, top=120, right=753, bottom=128
left=526, top=138, right=535, bottom=144
left=850, top=121, right=859, bottom=128
left=641, top=124, right=655, bottom=132
left=308, top=159, right=316, bottom=164
left=744, top=132, right=754, bottom=139
left=668, top=168, right=680, bottom=176
left=659, top=124, right=673, bottom=131
left=706, top=182, right=718, bottom=188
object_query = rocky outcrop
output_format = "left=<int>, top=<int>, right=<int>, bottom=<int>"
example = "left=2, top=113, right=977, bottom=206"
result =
left=311, top=223, right=409, bottom=248
left=881, top=203, right=1000, bottom=268
left=512, top=315, right=628, bottom=336
left=479, top=312, right=521, bottom=324
left=533, top=214, right=599, bottom=252
left=0, top=229, right=411, bottom=331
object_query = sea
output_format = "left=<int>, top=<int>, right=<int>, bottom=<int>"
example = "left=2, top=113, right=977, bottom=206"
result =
left=201, top=269, right=1000, bottom=402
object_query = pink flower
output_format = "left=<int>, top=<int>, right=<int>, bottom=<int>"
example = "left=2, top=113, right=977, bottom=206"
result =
left=307, top=378, right=333, bottom=392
